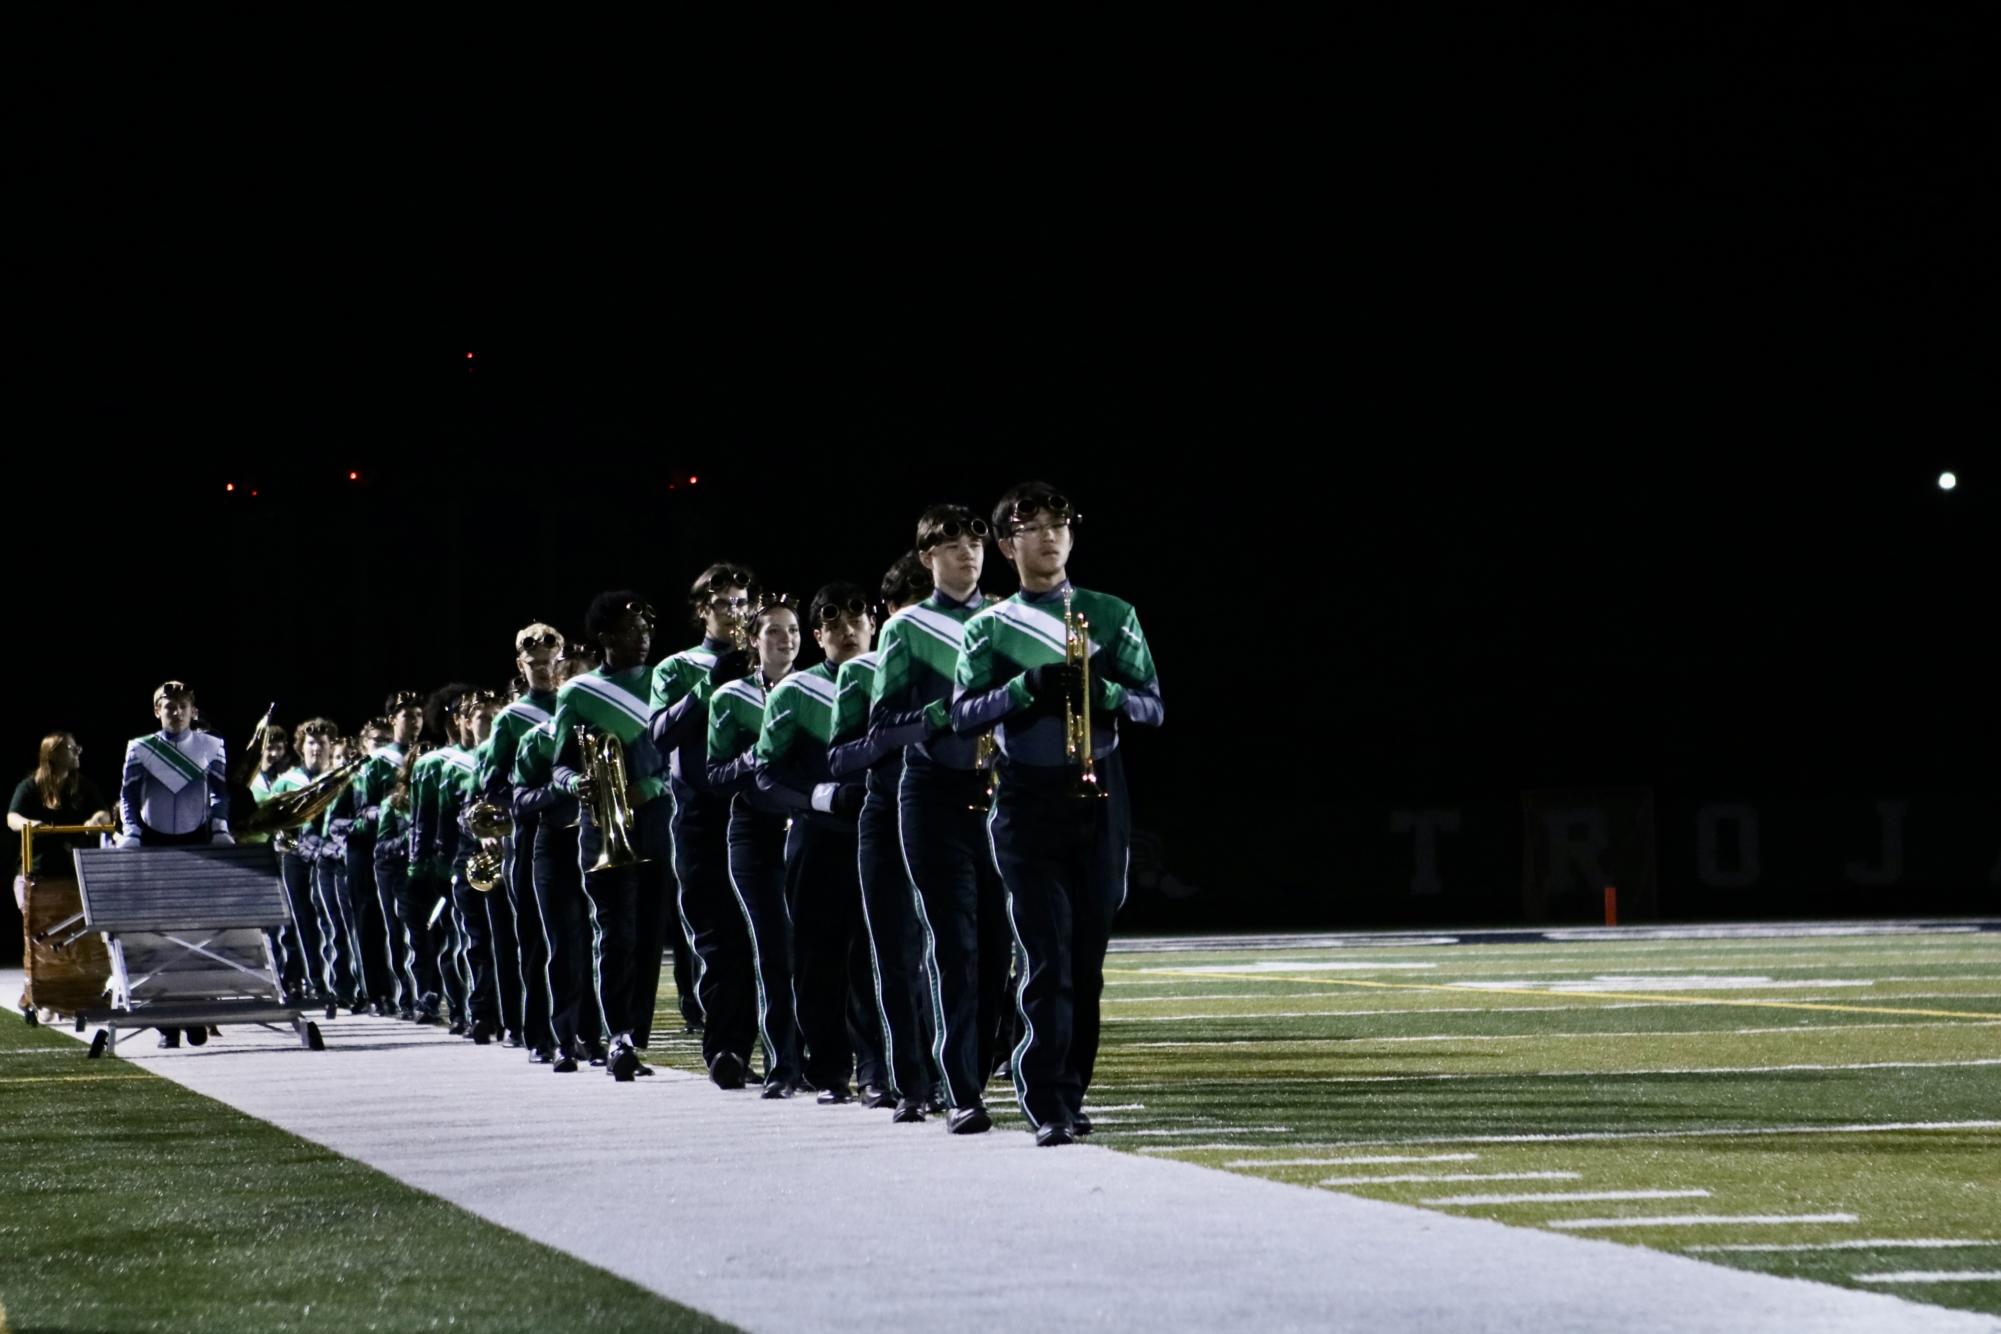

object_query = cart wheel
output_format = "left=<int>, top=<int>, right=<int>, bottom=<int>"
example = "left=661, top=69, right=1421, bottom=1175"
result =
left=88, top=1030, right=108, bottom=1059
left=306, top=1021, right=325, bottom=1052
left=23, top=1007, right=39, bottom=1028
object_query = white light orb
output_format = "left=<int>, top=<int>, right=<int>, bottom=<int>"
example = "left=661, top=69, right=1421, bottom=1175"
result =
left=1938, top=472, right=1957, bottom=491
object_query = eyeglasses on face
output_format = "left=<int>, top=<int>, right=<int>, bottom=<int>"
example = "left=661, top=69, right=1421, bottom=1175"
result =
left=705, top=592, right=753, bottom=612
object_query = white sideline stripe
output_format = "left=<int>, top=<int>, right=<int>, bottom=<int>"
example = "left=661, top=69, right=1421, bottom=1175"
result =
left=1085, top=1103, right=1147, bottom=1112
left=1687, top=1240, right=2001, bottom=1254
left=1231, top=1154, right=1482, bottom=1168
left=1552, top=1214, right=1860, bottom=1230
left=1428, top=1189, right=1712, bottom=1207
left=1209, top=1119, right=2001, bottom=1150
left=1855, top=1272, right=2001, bottom=1285
left=1108, top=1057, right=2001, bottom=1083
left=1323, top=1171, right=1580, bottom=1187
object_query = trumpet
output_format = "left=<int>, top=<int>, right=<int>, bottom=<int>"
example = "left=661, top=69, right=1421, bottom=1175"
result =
left=576, top=724, right=648, bottom=874
left=464, top=800, right=514, bottom=893
left=969, top=732, right=999, bottom=812
left=1063, top=587, right=1107, bottom=801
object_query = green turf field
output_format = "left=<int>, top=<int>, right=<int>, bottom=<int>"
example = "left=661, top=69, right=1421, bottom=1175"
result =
left=651, top=923, right=2001, bottom=1317
left=0, top=1015, right=734, bottom=1333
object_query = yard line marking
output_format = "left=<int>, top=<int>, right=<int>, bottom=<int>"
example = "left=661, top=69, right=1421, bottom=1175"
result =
left=1228, top=1153, right=1482, bottom=1168
left=1427, top=1189, right=1711, bottom=1207
left=1121, top=1126, right=1291, bottom=1137
left=1115, top=1020, right=2001, bottom=1040
left=1459, top=977, right=1876, bottom=992
left=1551, top=1213, right=1859, bottom=1230
left=1853, top=1271, right=2001, bottom=1284
left=1111, top=1057, right=2001, bottom=1084
left=1081, top=1103, right=1146, bottom=1112
left=0, top=1074, right=151, bottom=1084
left=1135, top=1144, right=1258, bottom=1155
left=1187, top=1119, right=2001, bottom=1150
left=1322, top=1171, right=1579, bottom=1187
left=1139, top=961, right=1441, bottom=974
left=1104, top=965, right=2001, bottom=1021
left=1686, top=1240, right=2001, bottom=1253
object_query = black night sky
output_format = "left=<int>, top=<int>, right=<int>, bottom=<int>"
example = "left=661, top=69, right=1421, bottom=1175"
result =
left=9, top=16, right=1993, bottom=953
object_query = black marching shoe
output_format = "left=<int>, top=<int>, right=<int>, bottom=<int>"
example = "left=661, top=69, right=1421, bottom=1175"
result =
left=528, top=1047, right=554, bottom=1065
left=1073, top=1112, right=1093, bottom=1137
left=397, top=1006, right=416, bottom=1022
left=861, top=1084, right=895, bottom=1109
left=760, top=1079, right=796, bottom=1100
left=816, top=1084, right=855, bottom=1105
left=371, top=1000, right=392, bottom=1018
left=156, top=1028, right=181, bottom=1049
left=891, top=1098, right=927, bottom=1124
left=448, top=1019, right=468, bottom=1037
left=552, top=1052, right=578, bottom=1073
left=1035, top=1121, right=1078, bottom=1148
left=608, top=1037, right=640, bottom=1082
left=502, top=1030, right=524, bottom=1049
left=585, top=1039, right=608, bottom=1067
left=947, top=1104, right=992, bottom=1135
left=708, top=1052, right=748, bottom=1090
left=470, top=1022, right=497, bottom=1046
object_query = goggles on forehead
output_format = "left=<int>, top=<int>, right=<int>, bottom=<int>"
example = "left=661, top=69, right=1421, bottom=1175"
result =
left=153, top=680, right=192, bottom=705
left=620, top=600, right=658, bottom=626
left=814, top=597, right=874, bottom=624
left=919, top=517, right=990, bottom=549
left=516, top=628, right=563, bottom=652
left=387, top=691, right=424, bottom=711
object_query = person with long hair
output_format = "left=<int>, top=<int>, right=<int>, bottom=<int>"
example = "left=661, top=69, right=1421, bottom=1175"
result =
left=10, top=732, right=111, bottom=911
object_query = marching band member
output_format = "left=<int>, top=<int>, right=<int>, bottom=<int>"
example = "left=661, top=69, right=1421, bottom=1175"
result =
left=516, top=644, right=600, bottom=1071
left=117, top=679, right=231, bottom=1048
left=481, top=625, right=565, bottom=1064
left=552, top=592, right=673, bottom=1083
left=952, top=483, right=1163, bottom=1146
left=829, top=552, right=940, bottom=1120
left=707, top=593, right=804, bottom=1097
left=753, top=582, right=883, bottom=1105
left=352, top=693, right=423, bottom=1018
left=871, top=505, right=1008, bottom=1135
left=650, top=563, right=760, bottom=1089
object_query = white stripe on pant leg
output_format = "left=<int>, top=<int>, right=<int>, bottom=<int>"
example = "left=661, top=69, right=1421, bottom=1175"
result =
left=900, top=764, right=957, bottom=1105
left=989, top=799, right=1042, bottom=1130
left=667, top=813, right=709, bottom=1007
left=577, top=836, right=613, bottom=1040
left=722, top=798, right=778, bottom=1073
left=855, top=830, right=902, bottom=1096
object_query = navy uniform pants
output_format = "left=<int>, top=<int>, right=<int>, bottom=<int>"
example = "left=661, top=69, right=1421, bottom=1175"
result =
left=671, top=783, right=755, bottom=1070
left=726, top=799, right=800, bottom=1085
left=398, top=863, right=449, bottom=1017
left=786, top=817, right=888, bottom=1093
left=345, top=834, right=398, bottom=1009
left=276, top=851, right=326, bottom=999
left=313, top=855, right=361, bottom=1005
left=856, top=763, right=935, bottom=1100
left=533, top=811, right=592, bottom=1054
left=901, top=763, right=1012, bottom=1110
left=578, top=798, right=673, bottom=1042
left=989, top=750, right=1130, bottom=1132
left=373, top=845, right=421, bottom=1012
left=450, top=859, right=501, bottom=1031
left=506, top=814, right=555, bottom=1053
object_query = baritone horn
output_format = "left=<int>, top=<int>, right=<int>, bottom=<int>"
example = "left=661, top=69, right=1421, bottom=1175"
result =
left=578, top=724, right=648, bottom=873
left=464, top=800, right=514, bottom=892
left=1062, top=587, right=1106, bottom=800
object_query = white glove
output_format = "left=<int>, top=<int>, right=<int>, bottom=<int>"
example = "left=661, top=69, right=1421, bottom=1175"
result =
left=115, top=835, right=141, bottom=850
left=210, top=831, right=235, bottom=846
left=811, top=782, right=838, bottom=814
